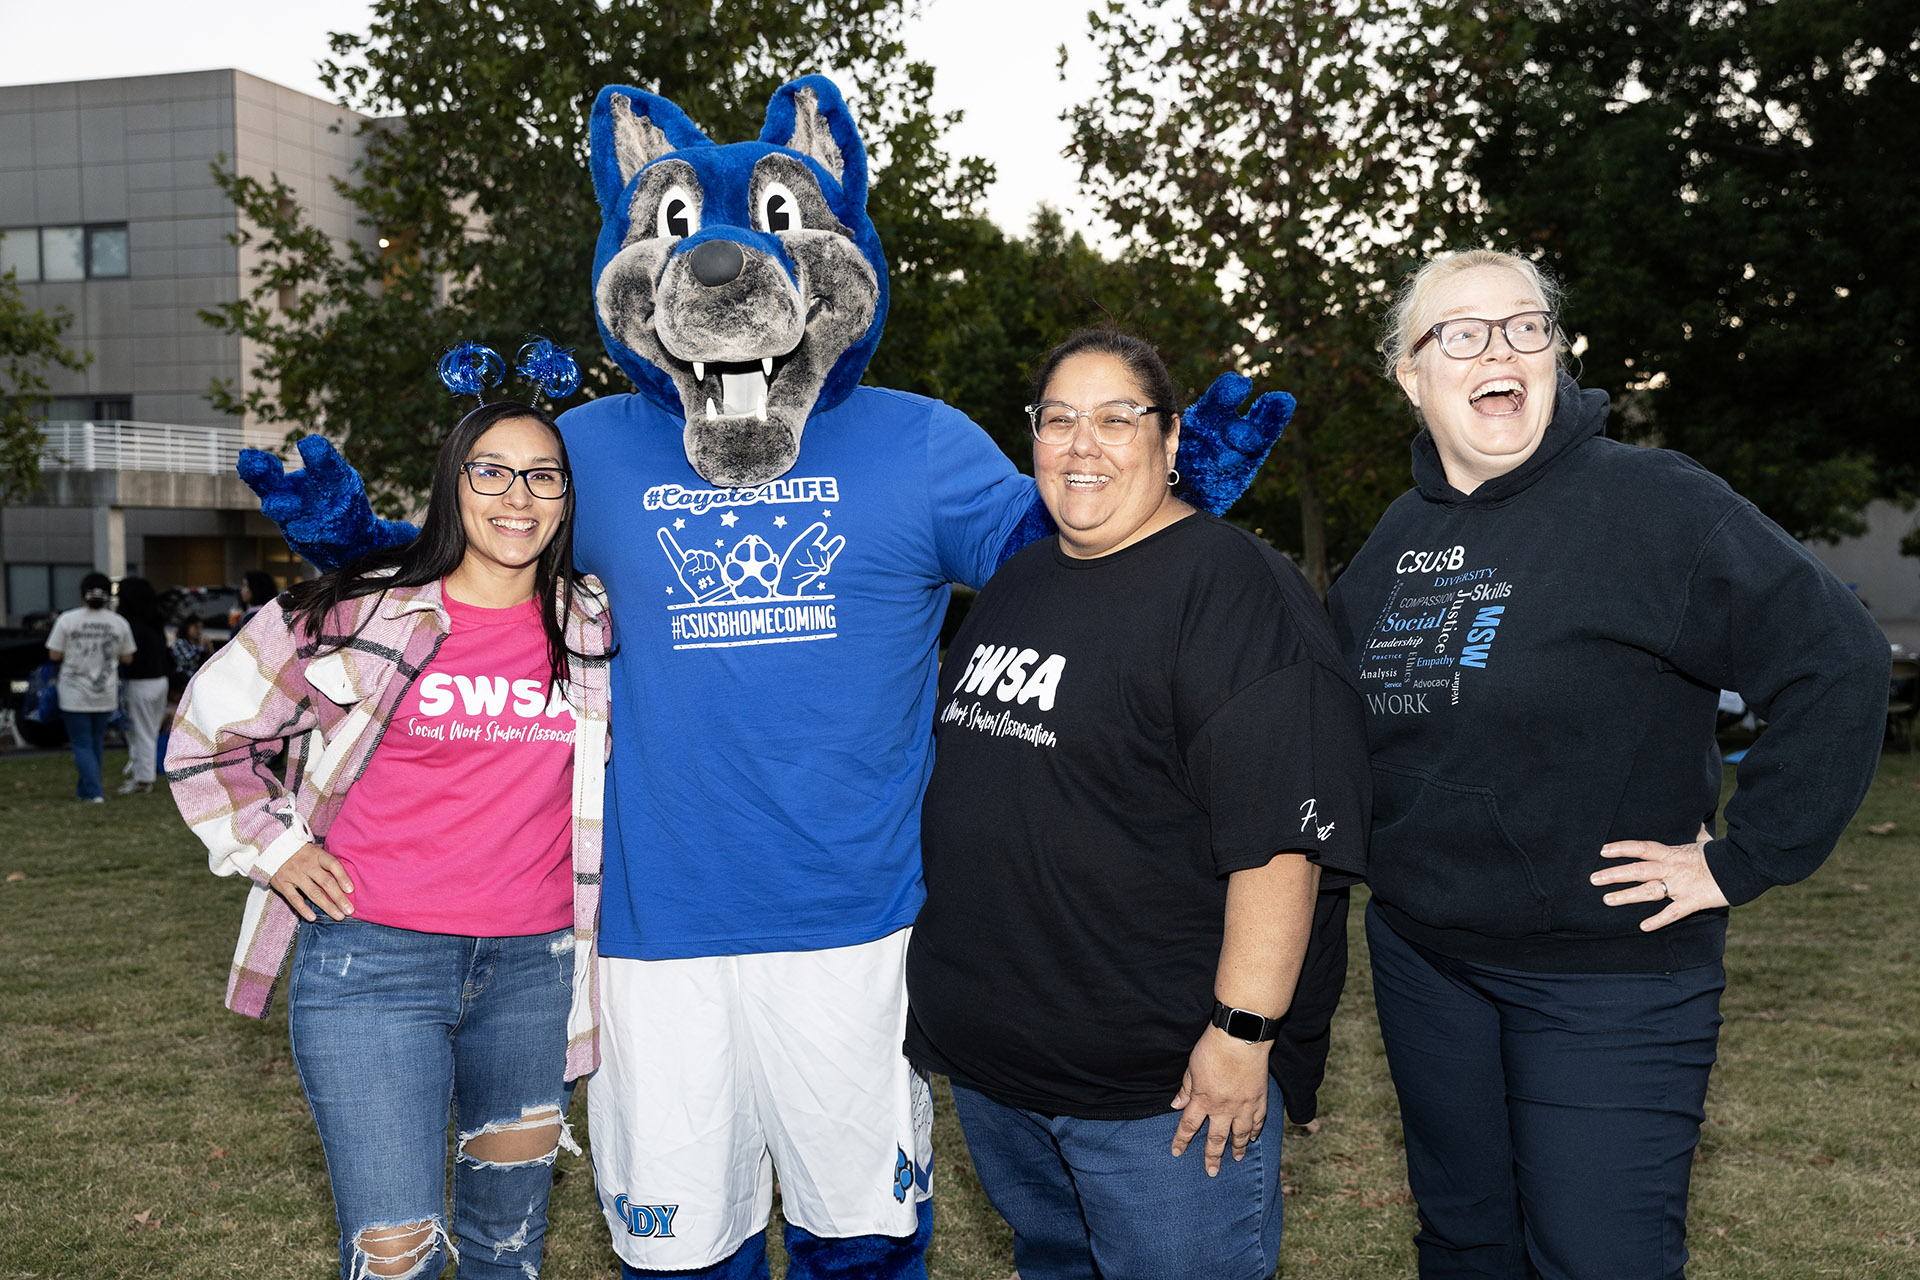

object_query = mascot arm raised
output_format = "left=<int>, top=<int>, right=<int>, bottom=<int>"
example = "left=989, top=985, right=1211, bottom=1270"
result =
left=242, top=374, right=1295, bottom=574
left=995, top=370, right=1296, bottom=566
left=238, top=434, right=418, bottom=573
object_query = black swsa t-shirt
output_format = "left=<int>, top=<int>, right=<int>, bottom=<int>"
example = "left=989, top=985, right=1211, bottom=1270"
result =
left=906, top=513, right=1369, bottom=1119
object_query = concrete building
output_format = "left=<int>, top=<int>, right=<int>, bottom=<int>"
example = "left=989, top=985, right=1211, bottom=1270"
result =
left=0, top=69, right=371, bottom=623
left=1805, top=501, right=1920, bottom=651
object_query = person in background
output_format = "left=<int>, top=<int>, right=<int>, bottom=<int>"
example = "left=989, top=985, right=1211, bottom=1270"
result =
left=170, top=617, right=213, bottom=696
left=114, top=576, right=171, bottom=794
left=236, top=570, right=281, bottom=629
left=907, top=330, right=1370, bottom=1280
left=45, top=572, right=134, bottom=803
left=1325, top=248, right=1888, bottom=1279
left=169, top=400, right=611, bottom=1280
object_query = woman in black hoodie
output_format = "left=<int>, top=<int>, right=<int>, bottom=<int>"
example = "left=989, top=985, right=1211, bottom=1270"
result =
left=1326, top=249, right=1888, bottom=1279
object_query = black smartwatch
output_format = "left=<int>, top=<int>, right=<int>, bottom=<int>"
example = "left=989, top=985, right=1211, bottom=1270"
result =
left=1210, top=999, right=1279, bottom=1044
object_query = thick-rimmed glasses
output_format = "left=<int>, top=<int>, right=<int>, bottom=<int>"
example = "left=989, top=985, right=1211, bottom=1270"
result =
left=1025, top=400, right=1167, bottom=447
left=461, top=462, right=571, bottom=499
left=1410, top=311, right=1558, bottom=360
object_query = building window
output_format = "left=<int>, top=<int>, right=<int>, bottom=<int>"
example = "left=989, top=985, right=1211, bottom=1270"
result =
left=42, top=396, right=132, bottom=421
left=6, top=563, right=94, bottom=625
left=0, top=224, right=130, bottom=281
left=0, top=228, right=37, bottom=281
left=41, top=227, right=85, bottom=281
left=88, top=226, right=129, bottom=278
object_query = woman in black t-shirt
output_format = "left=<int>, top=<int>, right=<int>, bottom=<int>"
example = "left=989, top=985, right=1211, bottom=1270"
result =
left=906, top=330, right=1370, bottom=1280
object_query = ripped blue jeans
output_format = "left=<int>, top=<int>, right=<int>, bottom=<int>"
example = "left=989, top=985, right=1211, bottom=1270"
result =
left=290, top=916, right=578, bottom=1280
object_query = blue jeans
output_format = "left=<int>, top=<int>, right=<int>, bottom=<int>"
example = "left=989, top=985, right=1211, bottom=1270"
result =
left=1367, top=903, right=1725, bottom=1280
left=63, top=710, right=110, bottom=799
left=289, top=916, right=577, bottom=1280
left=948, top=1079, right=1283, bottom=1280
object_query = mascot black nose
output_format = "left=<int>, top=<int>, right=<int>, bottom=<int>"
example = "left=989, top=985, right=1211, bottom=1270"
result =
left=689, top=239, right=745, bottom=287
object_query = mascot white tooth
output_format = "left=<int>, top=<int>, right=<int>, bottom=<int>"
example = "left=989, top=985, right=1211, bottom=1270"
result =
left=243, top=75, right=1290, bottom=1280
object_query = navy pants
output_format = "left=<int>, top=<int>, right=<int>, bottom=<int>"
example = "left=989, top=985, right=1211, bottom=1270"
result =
left=616, top=1202, right=931, bottom=1280
left=1367, top=904, right=1725, bottom=1280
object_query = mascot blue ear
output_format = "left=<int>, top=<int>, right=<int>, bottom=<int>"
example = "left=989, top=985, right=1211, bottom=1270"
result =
left=759, top=76, right=869, bottom=210
left=590, top=85, right=715, bottom=217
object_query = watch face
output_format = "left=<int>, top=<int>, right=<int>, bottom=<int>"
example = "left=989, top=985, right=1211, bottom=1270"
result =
left=1225, top=1007, right=1265, bottom=1042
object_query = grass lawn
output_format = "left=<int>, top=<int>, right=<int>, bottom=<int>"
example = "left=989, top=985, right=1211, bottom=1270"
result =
left=2, top=747, right=1916, bottom=1278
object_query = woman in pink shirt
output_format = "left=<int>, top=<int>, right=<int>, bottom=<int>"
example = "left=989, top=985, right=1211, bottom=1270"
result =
left=169, top=401, right=611, bottom=1280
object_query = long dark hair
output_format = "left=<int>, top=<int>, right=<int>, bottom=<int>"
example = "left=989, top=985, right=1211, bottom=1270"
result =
left=116, top=576, right=167, bottom=632
left=282, top=401, right=595, bottom=692
left=241, top=571, right=280, bottom=610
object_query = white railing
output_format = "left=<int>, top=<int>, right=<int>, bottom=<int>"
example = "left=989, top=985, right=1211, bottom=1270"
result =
left=37, top=420, right=269, bottom=476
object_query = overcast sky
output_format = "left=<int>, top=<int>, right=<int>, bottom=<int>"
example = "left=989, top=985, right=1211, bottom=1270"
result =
left=0, top=0, right=1112, bottom=244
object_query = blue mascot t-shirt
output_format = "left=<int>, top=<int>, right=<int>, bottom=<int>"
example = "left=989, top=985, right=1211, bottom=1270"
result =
left=562, top=385, right=1037, bottom=958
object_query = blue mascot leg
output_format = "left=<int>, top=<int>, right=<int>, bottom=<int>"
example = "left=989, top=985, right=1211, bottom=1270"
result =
left=621, top=1232, right=770, bottom=1280
left=782, top=1199, right=931, bottom=1280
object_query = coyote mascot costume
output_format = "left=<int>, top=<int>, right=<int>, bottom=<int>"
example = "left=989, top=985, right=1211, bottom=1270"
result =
left=245, top=75, right=1290, bottom=1279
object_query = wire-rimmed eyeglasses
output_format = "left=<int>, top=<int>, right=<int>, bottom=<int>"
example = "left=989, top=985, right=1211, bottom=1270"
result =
left=1409, top=311, right=1558, bottom=361
left=461, top=462, right=571, bottom=499
left=1024, top=400, right=1167, bottom=447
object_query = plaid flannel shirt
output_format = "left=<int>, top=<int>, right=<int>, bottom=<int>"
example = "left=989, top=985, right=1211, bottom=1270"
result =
left=166, top=576, right=612, bottom=1080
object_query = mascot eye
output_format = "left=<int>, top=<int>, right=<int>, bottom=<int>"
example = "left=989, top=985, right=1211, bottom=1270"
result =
left=657, top=186, right=699, bottom=240
left=757, top=182, right=801, bottom=234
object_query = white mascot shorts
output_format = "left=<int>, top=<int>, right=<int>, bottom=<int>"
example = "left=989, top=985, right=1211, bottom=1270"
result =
left=589, top=927, right=934, bottom=1270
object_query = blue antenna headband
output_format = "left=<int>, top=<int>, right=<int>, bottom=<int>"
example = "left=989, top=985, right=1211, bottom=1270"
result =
left=438, top=338, right=582, bottom=408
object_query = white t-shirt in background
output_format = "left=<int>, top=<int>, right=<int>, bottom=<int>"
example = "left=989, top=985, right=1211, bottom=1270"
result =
left=47, top=606, right=134, bottom=713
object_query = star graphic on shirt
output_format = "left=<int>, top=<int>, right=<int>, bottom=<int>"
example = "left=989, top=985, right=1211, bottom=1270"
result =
left=773, top=515, right=788, bottom=528
left=822, top=508, right=832, bottom=517
left=673, top=518, right=686, bottom=530
left=716, top=539, right=725, bottom=548
left=720, top=511, right=739, bottom=527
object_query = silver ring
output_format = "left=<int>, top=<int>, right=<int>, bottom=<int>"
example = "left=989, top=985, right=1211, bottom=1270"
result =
left=1659, top=880, right=1671, bottom=899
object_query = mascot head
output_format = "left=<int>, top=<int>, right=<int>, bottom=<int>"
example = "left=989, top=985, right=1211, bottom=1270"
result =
left=589, top=75, right=888, bottom=487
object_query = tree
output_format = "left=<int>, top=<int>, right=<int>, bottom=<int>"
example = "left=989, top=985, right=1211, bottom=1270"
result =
left=0, top=263, right=91, bottom=502
left=871, top=205, right=1253, bottom=468
left=203, top=0, right=992, bottom=509
left=1475, top=0, right=1920, bottom=543
left=1066, top=0, right=1527, bottom=592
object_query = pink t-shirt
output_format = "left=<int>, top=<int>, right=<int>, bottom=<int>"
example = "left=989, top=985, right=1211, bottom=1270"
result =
left=325, top=589, right=575, bottom=935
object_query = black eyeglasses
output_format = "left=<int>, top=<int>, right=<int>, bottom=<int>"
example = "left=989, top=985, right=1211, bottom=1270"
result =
left=1410, top=310, right=1558, bottom=360
left=461, top=462, right=571, bottom=499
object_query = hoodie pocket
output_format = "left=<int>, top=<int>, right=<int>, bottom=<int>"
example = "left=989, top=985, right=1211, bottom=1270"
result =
left=1368, top=761, right=1553, bottom=936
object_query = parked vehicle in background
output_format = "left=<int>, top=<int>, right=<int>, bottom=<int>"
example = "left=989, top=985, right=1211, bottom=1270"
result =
left=3, top=622, right=65, bottom=748
left=158, top=586, right=242, bottom=642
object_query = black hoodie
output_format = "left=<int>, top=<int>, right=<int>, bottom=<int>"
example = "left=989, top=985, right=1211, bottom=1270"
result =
left=1327, top=377, right=1888, bottom=972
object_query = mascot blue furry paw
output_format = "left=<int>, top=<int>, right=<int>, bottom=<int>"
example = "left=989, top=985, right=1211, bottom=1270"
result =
left=238, top=434, right=418, bottom=569
left=244, top=75, right=1287, bottom=1280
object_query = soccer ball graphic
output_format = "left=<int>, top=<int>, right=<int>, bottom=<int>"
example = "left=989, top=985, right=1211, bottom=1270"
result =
left=722, top=535, right=781, bottom=598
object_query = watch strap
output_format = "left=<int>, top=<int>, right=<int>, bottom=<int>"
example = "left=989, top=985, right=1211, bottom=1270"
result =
left=1210, top=999, right=1279, bottom=1043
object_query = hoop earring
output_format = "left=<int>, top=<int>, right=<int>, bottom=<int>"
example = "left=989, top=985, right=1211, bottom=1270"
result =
left=1166, top=468, right=1180, bottom=487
